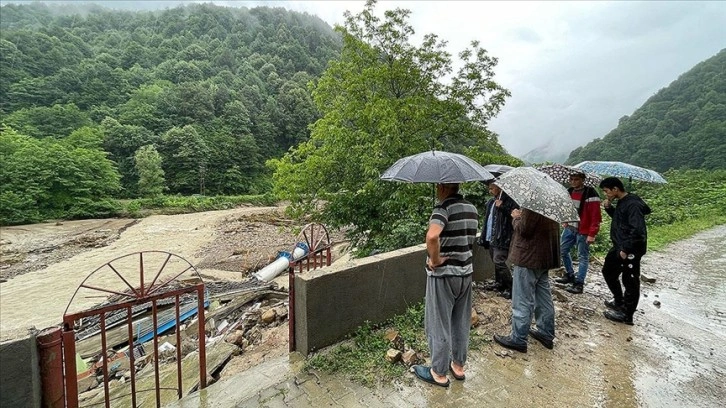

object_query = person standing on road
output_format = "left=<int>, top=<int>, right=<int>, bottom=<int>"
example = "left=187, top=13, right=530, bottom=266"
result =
left=555, top=172, right=602, bottom=294
left=599, top=177, right=652, bottom=325
left=478, top=181, right=519, bottom=299
left=493, top=208, right=560, bottom=353
left=412, top=183, right=479, bottom=387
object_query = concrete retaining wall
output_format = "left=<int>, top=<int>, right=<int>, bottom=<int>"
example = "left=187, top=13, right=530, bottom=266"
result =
left=293, top=244, right=493, bottom=355
left=0, top=335, right=41, bottom=408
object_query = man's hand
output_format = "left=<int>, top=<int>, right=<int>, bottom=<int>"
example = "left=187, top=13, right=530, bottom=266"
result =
left=619, top=250, right=627, bottom=259
left=603, top=199, right=611, bottom=209
left=586, top=235, right=596, bottom=244
left=494, top=199, right=503, bottom=207
left=427, top=257, right=449, bottom=271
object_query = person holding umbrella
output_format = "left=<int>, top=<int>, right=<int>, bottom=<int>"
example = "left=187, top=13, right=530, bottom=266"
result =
left=554, top=171, right=602, bottom=294
left=411, top=182, right=479, bottom=387
left=478, top=180, right=519, bottom=299
left=380, top=150, right=491, bottom=385
left=488, top=167, right=575, bottom=353
left=599, top=177, right=652, bottom=325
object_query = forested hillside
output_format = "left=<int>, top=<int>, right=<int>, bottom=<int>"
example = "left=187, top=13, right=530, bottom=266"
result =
left=566, top=49, right=725, bottom=171
left=0, top=2, right=341, bottom=223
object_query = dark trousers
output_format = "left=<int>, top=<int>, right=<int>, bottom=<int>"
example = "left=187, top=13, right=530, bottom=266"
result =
left=489, top=247, right=512, bottom=291
left=602, top=248, right=641, bottom=317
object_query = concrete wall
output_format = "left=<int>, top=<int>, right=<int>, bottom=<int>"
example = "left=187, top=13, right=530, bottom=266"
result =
left=0, top=335, right=41, bottom=408
left=293, top=243, right=493, bottom=355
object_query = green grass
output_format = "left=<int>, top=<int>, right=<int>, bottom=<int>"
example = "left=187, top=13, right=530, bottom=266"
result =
left=647, top=216, right=726, bottom=252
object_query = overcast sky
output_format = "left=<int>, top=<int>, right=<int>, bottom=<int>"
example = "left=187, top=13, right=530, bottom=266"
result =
left=6, top=1, right=725, bottom=159
left=237, top=1, right=725, bottom=159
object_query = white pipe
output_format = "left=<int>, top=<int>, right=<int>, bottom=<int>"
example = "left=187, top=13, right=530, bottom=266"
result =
left=253, top=243, right=310, bottom=282
left=253, top=254, right=290, bottom=282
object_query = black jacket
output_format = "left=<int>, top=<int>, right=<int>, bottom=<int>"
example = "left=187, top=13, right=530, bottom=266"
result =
left=605, top=193, right=652, bottom=255
left=478, top=191, right=519, bottom=250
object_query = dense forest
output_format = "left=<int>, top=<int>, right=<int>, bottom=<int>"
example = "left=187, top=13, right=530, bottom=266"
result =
left=566, top=49, right=726, bottom=171
left=0, top=2, right=341, bottom=223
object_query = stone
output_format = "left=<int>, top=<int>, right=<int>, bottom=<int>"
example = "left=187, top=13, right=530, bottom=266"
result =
left=225, top=330, right=247, bottom=350
left=385, top=348, right=402, bottom=363
left=640, top=274, right=656, bottom=283
left=471, top=309, right=480, bottom=327
left=274, top=306, right=288, bottom=320
left=401, top=350, right=420, bottom=367
left=383, top=329, right=404, bottom=350
left=653, top=300, right=661, bottom=307
left=551, top=288, right=569, bottom=302
left=261, top=309, right=277, bottom=324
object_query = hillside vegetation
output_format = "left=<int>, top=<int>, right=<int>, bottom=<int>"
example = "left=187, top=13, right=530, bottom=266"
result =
left=0, top=2, right=341, bottom=224
left=566, top=49, right=726, bottom=172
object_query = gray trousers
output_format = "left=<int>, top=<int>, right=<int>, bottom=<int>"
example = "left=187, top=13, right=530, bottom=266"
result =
left=424, top=274, right=473, bottom=376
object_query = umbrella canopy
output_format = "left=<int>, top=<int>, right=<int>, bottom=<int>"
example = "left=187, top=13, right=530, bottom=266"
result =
left=574, top=161, right=667, bottom=184
left=483, top=164, right=514, bottom=177
left=380, top=150, right=495, bottom=183
left=536, top=163, right=602, bottom=187
left=493, top=167, right=580, bottom=223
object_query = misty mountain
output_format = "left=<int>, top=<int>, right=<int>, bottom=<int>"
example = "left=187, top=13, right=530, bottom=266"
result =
left=519, top=142, right=569, bottom=165
left=565, top=49, right=726, bottom=171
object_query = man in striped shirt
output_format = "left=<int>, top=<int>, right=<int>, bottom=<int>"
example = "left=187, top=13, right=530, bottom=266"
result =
left=412, top=183, right=479, bottom=387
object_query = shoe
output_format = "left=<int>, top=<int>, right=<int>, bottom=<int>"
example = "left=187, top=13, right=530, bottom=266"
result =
left=554, top=275, right=574, bottom=284
left=412, top=365, right=450, bottom=387
left=493, top=334, right=527, bottom=353
left=565, top=283, right=583, bottom=294
left=499, top=290, right=512, bottom=300
left=528, top=329, right=554, bottom=349
left=603, top=309, right=634, bottom=325
left=604, top=299, right=624, bottom=310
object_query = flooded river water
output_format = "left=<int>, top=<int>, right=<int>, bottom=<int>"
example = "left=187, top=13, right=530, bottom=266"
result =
left=635, top=225, right=726, bottom=407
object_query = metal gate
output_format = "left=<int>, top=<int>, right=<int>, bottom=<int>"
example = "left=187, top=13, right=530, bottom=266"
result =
left=39, top=251, right=209, bottom=408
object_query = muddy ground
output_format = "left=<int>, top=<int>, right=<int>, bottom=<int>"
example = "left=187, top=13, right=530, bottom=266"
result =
left=1, top=208, right=723, bottom=407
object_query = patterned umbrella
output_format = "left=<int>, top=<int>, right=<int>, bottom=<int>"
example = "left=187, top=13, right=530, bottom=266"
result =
left=381, top=150, right=495, bottom=183
left=573, top=161, right=667, bottom=184
left=536, top=163, right=602, bottom=187
left=493, top=167, right=580, bottom=223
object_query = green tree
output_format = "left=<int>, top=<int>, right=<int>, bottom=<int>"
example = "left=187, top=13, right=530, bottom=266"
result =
left=270, top=0, right=511, bottom=254
left=134, top=144, right=166, bottom=197
left=160, top=125, right=210, bottom=195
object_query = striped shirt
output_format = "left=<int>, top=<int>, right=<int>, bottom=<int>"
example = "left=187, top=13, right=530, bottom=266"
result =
left=428, top=194, right=479, bottom=277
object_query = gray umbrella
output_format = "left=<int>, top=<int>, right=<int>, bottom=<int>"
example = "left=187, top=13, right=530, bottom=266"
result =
left=381, top=150, right=495, bottom=183
left=494, top=167, right=580, bottom=223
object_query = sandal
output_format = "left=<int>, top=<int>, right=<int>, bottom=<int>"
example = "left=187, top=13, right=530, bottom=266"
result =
left=449, top=363, right=465, bottom=381
left=412, top=365, right=450, bottom=387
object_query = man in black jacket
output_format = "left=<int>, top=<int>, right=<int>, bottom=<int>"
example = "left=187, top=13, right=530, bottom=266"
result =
left=478, top=181, right=519, bottom=299
left=599, top=177, right=652, bottom=325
